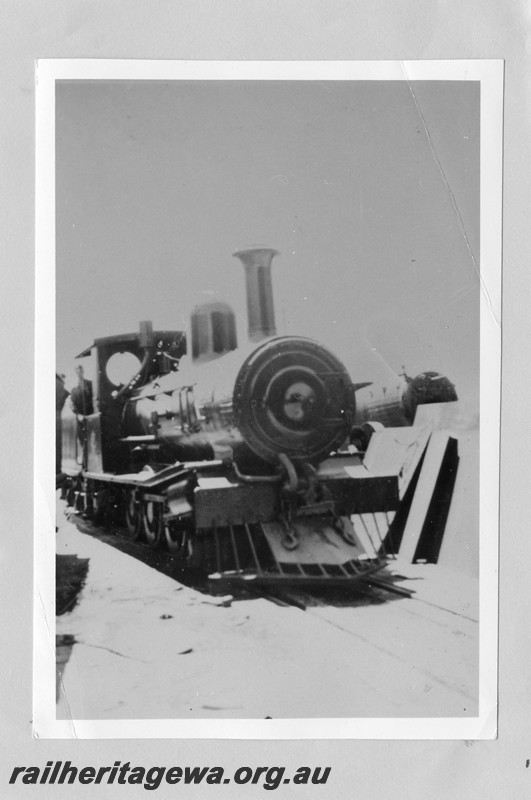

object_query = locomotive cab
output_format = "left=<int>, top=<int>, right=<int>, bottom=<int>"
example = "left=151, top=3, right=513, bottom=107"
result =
left=62, top=323, right=186, bottom=475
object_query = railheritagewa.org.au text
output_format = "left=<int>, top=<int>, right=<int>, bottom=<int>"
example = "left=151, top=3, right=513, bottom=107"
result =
left=9, top=761, right=331, bottom=791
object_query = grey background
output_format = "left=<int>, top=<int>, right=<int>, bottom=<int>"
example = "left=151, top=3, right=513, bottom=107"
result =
left=0, top=2, right=528, bottom=798
left=56, top=80, right=479, bottom=411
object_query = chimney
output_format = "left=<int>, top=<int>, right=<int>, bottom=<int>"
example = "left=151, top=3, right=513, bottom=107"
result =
left=233, top=246, right=279, bottom=342
left=139, top=320, right=154, bottom=349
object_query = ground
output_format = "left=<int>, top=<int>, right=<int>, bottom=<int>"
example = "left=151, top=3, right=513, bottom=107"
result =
left=54, top=497, right=478, bottom=721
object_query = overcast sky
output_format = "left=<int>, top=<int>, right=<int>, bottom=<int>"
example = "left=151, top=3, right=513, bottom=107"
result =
left=56, top=79, right=479, bottom=407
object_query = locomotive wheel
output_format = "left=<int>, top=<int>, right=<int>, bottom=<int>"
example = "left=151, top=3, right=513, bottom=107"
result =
left=81, top=481, right=93, bottom=518
left=142, top=500, right=164, bottom=549
left=65, top=477, right=80, bottom=508
left=164, top=519, right=192, bottom=562
left=124, top=491, right=142, bottom=540
left=91, top=487, right=106, bottom=523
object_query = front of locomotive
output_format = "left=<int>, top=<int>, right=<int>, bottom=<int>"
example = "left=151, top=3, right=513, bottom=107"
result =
left=142, top=247, right=356, bottom=473
left=185, top=248, right=387, bottom=587
left=232, top=334, right=353, bottom=468
left=60, top=246, right=457, bottom=586
left=229, top=247, right=353, bottom=469
left=94, top=246, right=390, bottom=584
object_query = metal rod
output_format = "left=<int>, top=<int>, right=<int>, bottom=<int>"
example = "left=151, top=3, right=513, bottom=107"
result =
left=367, top=577, right=413, bottom=598
left=385, top=510, right=398, bottom=559
left=213, top=523, right=222, bottom=574
left=229, top=526, right=242, bottom=573
left=261, top=525, right=285, bottom=576
left=178, top=389, right=184, bottom=431
left=232, top=462, right=282, bottom=484
left=371, top=510, right=388, bottom=557
left=244, top=524, right=262, bottom=575
left=359, top=513, right=380, bottom=557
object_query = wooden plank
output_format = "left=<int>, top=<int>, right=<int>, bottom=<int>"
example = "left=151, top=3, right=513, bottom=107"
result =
left=397, top=426, right=433, bottom=500
left=362, top=425, right=431, bottom=478
left=398, top=431, right=455, bottom=563
left=413, top=401, right=461, bottom=430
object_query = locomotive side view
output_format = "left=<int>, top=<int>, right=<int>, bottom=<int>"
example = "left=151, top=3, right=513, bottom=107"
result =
left=59, top=247, right=458, bottom=588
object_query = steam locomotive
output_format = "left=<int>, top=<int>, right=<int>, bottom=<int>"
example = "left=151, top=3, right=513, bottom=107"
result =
left=59, top=247, right=458, bottom=588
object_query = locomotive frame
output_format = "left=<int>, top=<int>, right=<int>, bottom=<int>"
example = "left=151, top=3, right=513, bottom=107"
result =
left=59, top=247, right=459, bottom=589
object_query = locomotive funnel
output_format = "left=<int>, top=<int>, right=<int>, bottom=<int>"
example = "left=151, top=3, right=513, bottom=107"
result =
left=233, top=246, right=279, bottom=342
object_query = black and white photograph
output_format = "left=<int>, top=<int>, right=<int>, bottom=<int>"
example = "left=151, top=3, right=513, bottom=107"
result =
left=34, top=60, right=500, bottom=739
left=7, top=0, right=531, bottom=796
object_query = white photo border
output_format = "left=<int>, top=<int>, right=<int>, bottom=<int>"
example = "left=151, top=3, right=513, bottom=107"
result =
left=34, top=58, right=503, bottom=739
